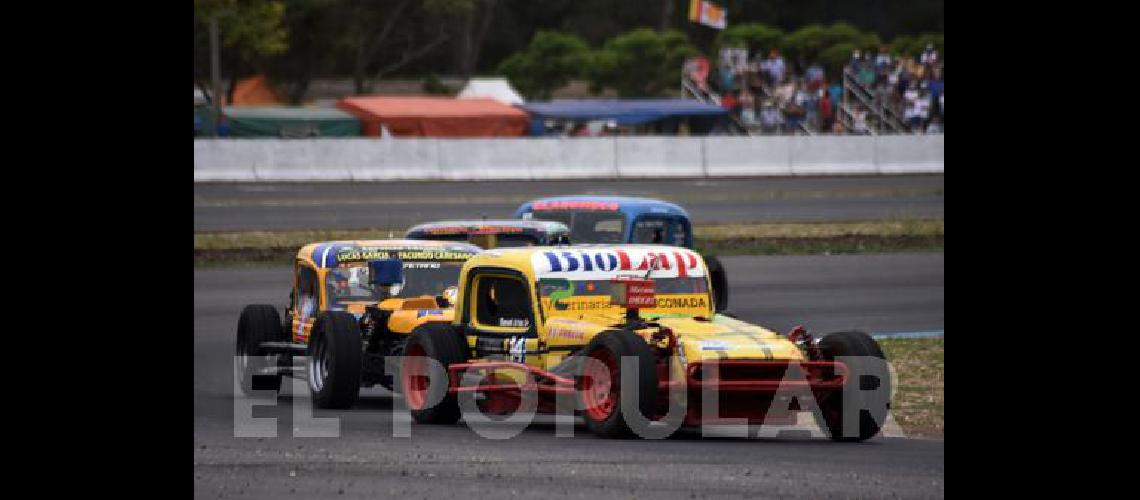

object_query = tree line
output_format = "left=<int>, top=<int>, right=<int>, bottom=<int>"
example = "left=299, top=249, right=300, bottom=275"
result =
left=193, top=0, right=943, bottom=103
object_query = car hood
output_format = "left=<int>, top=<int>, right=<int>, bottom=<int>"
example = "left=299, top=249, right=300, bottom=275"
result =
left=654, top=314, right=804, bottom=362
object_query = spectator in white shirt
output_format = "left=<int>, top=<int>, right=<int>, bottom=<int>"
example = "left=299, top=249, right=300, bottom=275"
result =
left=765, top=49, right=786, bottom=85
left=759, top=100, right=783, bottom=134
left=915, top=92, right=931, bottom=131
left=904, top=84, right=923, bottom=131
left=920, top=44, right=938, bottom=67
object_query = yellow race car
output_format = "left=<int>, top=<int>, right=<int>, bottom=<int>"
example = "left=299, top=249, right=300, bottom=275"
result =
left=400, top=245, right=892, bottom=441
left=235, top=240, right=482, bottom=408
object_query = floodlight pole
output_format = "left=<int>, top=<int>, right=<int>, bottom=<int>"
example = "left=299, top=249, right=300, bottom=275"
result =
left=209, top=16, right=222, bottom=137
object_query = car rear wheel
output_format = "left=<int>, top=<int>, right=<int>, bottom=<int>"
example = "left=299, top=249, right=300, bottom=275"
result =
left=307, top=312, right=363, bottom=409
left=236, top=305, right=286, bottom=396
left=814, top=331, right=892, bottom=442
left=402, top=323, right=469, bottom=424
left=577, top=330, right=658, bottom=438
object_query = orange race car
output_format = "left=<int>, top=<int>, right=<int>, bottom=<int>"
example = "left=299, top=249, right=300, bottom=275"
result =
left=235, top=240, right=482, bottom=408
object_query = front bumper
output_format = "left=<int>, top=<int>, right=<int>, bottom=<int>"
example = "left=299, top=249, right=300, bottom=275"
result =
left=670, top=359, right=847, bottom=425
left=441, top=358, right=847, bottom=425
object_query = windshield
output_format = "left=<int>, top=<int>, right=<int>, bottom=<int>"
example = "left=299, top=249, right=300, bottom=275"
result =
left=525, top=210, right=625, bottom=243
left=325, top=260, right=465, bottom=306
left=408, top=231, right=541, bottom=248
left=631, top=217, right=687, bottom=246
left=496, top=234, right=542, bottom=247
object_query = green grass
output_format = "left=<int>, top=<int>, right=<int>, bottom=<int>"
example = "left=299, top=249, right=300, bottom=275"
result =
left=879, top=337, right=944, bottom=438
left=193, top=219, right=944, bottom=265
left=693, top=219, right=943, bottom=256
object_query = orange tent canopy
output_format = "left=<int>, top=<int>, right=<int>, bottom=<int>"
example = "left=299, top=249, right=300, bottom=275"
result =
left=229, top=75, right=284, bottom=106
left=336, top=96, right=528, bottom=137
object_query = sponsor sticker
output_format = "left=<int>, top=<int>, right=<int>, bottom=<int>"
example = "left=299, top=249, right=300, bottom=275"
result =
left=700, top=340, right=728, bottom=351
left=548, top=327, right=585, bottom=341
left=532, top=201, right=619, bottom=211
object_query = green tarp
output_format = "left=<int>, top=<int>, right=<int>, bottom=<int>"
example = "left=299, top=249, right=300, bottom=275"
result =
left=221, top=106, right=361, bottom=137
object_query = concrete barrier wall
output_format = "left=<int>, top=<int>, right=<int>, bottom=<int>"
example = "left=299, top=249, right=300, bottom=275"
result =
left=614, top=137, right=704, bottom=178
left=194, top=135, right=942, bottom=181
left=874, top=134, right=944, bottom=174
left=703, top=136, right=792, bottom=177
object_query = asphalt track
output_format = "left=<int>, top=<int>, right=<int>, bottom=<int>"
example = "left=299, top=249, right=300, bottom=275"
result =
left=193, top=175, right=944, bottom=231
left=194, top=253, right=944, bottom=498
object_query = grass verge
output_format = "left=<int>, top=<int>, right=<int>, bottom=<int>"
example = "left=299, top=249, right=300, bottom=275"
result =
left=194, top=219, right=943, bottom=266
left=880, top=337, right=944, bottom=438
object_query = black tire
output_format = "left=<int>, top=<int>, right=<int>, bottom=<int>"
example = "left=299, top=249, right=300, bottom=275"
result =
left=401, top=323, right=469, bottom=424
left=307, top=312, right=363, bottom=409
left=577, top=330, right=659, bottom=438
left=815, top=331, right=891, bottom=442
left=236, top=305, right=286, bottom=396
left=704, top=254, right=729, bottom=313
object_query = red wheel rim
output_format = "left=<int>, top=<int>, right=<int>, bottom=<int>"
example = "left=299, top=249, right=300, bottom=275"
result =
left=402, top=343, right=429, bottom=410
left=581, top=348, right=619, bottom=422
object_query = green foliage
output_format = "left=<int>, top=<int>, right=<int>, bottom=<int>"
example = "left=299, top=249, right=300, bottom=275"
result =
left=890, top=33, right=944, bottom=58
left=819, top=42, right=858, bottom=77
left=781, top=24, right=826, bottom=64
left=589, top=28, right=696, bottom=97
left=889, top=35, right=915, bottom=56
left=263, top=0, right=345, bottom=102
left=194, top=0, right=944, bottom=101
left=715, top=23, right=784, bottom=53
left=782, top=23, right=878, bottom=66
left=194, top=0, right=288, bottom=64
left=497, top=31, right=591, bottom=100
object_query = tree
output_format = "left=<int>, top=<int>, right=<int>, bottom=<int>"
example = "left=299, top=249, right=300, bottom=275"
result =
left=890, top=33, right=943, bottom=59
left=344, top=0, right=470, bottom=94
left=451, top=0, right=500, bottom=78
left=265, top=0, right=343, bottom=103
left=782, top=22, right=878, bottom=69
left=497, top=31, right=590, bottom=100
left=714, top=23, right=784, bottom=54
left=193, top=0, right=289, bottom=102
left=589, top=28, right=696, bottom=97
left=818, top=41, right=857, bottom=77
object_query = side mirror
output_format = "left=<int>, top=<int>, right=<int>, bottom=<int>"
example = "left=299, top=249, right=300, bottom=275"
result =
left=368, top=258, right=404, bottom=286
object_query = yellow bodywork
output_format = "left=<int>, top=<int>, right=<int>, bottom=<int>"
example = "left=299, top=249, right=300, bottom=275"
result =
left=451, top=246, right=805, bottom=379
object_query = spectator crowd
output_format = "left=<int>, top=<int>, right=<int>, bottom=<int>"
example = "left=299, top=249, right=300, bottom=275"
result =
left=689, top=43, right=944, bottom=135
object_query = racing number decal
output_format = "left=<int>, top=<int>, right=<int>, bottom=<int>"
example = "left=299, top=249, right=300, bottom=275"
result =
left=508, top=336, right=527, bottom=363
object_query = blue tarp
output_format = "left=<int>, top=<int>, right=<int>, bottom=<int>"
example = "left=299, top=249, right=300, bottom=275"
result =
left=519, top=99, right=728, bottom=134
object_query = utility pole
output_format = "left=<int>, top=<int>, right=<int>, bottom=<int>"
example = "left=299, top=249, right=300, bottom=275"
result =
left=209, top=16, right=222, bottom=137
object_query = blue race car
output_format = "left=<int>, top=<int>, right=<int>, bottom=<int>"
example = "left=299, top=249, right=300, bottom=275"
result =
left=514, top=195, right=729, bottom=312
